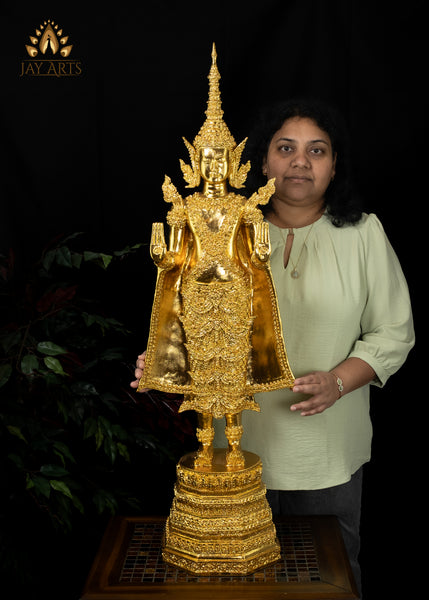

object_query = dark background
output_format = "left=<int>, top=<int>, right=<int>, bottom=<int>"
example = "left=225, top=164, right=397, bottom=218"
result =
left=0, top=2, right=421, bottom=598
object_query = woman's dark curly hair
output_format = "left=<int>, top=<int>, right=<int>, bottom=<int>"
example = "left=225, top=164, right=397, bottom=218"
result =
left=243, top=98, right=362, bottom=227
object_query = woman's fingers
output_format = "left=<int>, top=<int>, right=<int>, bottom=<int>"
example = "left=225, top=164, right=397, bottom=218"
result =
left=130, top=352, right=147, bottom=389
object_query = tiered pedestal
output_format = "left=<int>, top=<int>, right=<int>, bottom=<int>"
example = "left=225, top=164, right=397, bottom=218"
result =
left=162, top=448, right=280, bottom=575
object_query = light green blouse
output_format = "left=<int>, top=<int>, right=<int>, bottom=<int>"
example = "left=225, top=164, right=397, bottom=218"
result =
left=216, top=213, right=415, bottom=490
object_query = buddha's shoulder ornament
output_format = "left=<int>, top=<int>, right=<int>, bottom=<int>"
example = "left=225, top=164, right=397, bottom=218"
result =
left=162, top=175, right=187, bottom=228
left=242, top=178, right=276, bottom=224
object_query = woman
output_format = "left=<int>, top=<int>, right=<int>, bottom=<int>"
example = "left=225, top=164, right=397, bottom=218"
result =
left=242, top=98, right=414, bottom=597
left=132, top=99, right=415, bottom=597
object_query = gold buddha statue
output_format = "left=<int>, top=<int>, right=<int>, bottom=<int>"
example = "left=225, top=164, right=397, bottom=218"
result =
left=138, top=44, right=294, bottom=471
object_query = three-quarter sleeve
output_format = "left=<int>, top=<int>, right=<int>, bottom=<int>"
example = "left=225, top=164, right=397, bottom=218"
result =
left=348, top=214, right=415, bottom=386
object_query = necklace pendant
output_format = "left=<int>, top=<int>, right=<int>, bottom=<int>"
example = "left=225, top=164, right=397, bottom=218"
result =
left=291, top=269, right=300, bottom=279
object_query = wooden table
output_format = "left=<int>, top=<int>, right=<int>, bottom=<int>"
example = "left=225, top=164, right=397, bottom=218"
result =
left=81, top=515, right=359, bottom=599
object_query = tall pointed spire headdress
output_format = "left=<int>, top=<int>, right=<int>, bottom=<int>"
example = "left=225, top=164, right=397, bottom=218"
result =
left=180, top=43, right=251, bottom=188
left=192, top=44, right=236, bottom=151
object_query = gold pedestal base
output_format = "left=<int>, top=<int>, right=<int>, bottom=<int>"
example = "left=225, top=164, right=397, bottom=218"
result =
left=162, top=448, right=281, bottom=575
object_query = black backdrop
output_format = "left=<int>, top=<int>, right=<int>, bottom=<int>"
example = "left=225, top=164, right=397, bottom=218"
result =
left=0, top=2, right=421, bottom=597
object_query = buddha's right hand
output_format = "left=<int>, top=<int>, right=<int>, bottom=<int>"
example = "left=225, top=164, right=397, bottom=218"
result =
left=150, top=222, right=175, bottom=269
left=150, top=222, right=167, bottom=264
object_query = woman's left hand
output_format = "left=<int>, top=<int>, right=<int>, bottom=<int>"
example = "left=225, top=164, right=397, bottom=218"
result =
left=291, top=371, right=340, bottom=416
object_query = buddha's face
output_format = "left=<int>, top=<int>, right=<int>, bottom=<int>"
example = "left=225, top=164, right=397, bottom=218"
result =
left=199, top=147, right=230, bottom=183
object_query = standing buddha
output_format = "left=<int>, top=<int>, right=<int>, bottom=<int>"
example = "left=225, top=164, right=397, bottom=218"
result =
left=138, top=44, right=294, bottom=470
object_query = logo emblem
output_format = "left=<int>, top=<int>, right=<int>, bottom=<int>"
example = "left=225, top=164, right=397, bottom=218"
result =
left=26, top=20, right=73, bottom=58
left=20, top=19, right=82, bottom=77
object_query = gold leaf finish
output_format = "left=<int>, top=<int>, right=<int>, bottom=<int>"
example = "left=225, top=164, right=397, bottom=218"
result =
left=138, top=45, right=294, bottom=575
left=163, top=449, right=281, bottom=575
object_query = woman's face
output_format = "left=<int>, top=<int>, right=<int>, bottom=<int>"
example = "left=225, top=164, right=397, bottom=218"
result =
left=263, top=117, right=336, bottom=210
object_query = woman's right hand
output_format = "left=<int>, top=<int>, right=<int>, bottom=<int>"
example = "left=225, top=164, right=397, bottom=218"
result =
left=130, top=351, right=148, bottom=390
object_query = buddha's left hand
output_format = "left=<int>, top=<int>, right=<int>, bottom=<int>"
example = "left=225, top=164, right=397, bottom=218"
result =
left=253, top=221, right=271, bottom=263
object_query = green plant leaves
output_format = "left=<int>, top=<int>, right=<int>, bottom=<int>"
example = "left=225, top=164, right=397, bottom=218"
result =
left=26, top=466, right=75, bottom=504
left=42, top=246, right=73, bottom=271
left=21, top=354, right=39, bottom=374
left=49, top=479, right=73, bottom=499
left=37, top=341, right=67, bottom=356
left=83, top=415, right=131, bottom=464
left=43, top=356, right=68, bottom=376
left=26, top=470, right=80, bottom=509
left=52, top=441, right=76, bottom=465
left=83, top=251, right=113, bottom=269
left=93, top=489, right=118, bottom=515
left=26, top=474, right=51, bottom=498
left=7, top=425, right=27, bottom=443
left=81, top=313, right=126, bottom=334
left=0, top=233, right=190, bottom=538
left=40, top=464, right=70, bottom=478
left=0, top=363, right=12, bottom=388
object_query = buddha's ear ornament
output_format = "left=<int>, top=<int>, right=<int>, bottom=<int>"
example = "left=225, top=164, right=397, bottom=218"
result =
left=179, top=43, right=250, bottom=189
left=180, top=137, right=201, bottom=188
left=229, top=138, right=251, bottom=189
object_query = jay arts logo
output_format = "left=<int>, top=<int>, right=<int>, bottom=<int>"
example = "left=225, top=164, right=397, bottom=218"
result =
left=20, top=19, right=82, bottom=77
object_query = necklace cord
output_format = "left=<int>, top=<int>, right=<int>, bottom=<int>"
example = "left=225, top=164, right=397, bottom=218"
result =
left=278, top=223, right=314, bottom=277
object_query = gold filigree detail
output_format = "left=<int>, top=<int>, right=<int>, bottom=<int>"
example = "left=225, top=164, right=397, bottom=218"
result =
left=179, top=44, right=251, bottom=189
left=137, top=44, right=294, bottom=576
left=228, top=138, right=251, bottom=189
left=192, top=44, right=236, bottom=151
left=163, top=449, right=281, bottom=575
left=195, top=425, right=215, bottom=468
left=180, top=137, right=201, bottom=188
left=178, top=194, right=257, bottom=418
left=162, top=176, right=187, bottom=228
